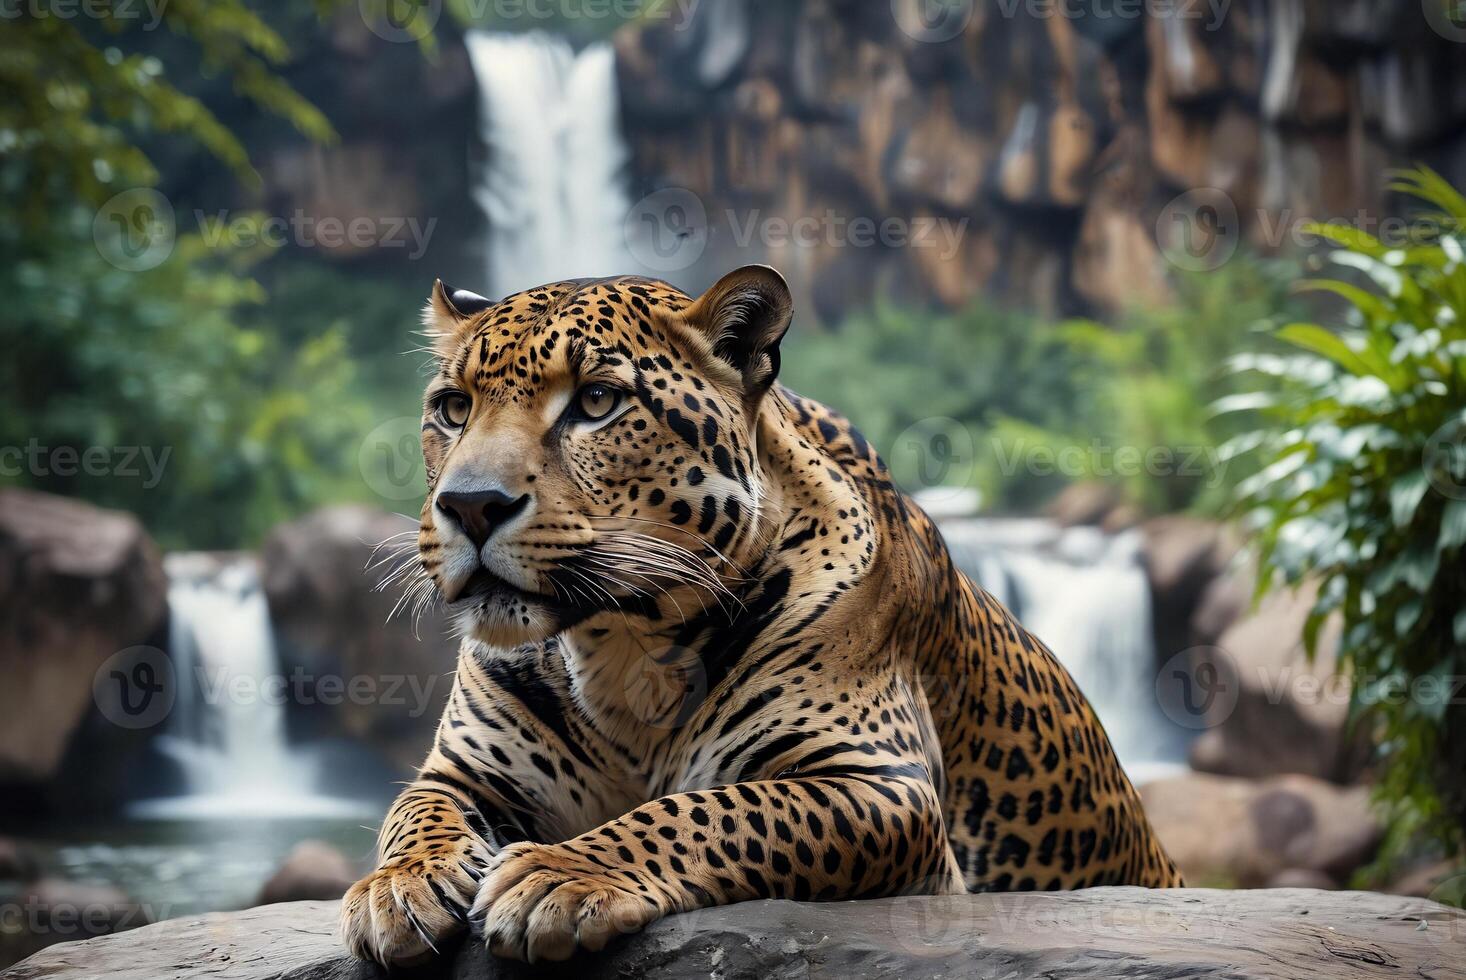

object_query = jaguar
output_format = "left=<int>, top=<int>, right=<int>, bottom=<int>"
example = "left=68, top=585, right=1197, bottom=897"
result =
left=339, top=264, right=1182, bottom=965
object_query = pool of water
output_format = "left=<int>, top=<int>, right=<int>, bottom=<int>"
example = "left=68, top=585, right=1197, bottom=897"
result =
left=9, top=813, right=383, bottom=918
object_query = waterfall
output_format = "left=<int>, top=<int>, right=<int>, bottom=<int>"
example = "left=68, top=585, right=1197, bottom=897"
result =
left=129, top=554, right=365, bottom=819
left=940, top=518, right=1189, bottom=785
left=466, top=31, right=633, bottom=298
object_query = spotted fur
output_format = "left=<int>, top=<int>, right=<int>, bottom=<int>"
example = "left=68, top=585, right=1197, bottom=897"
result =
left=339, top=265, right=1182, bottom=965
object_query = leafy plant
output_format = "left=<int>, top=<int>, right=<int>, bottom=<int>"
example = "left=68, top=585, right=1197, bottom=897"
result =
left=0, top=1, right=439, bottom=547
left=781, top=258, right=1297, bottom=515
left=1233, top=167, right=1466, bottom=867
left=0, top=0, right=340, bottom=223
left=779, top=300, right=1084, bottom=507
left=0, top=208, right=385, bottom=548
left=996, top=259, right=1298, bottom=515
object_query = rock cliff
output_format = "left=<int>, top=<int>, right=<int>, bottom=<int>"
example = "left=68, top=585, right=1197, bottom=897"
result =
left=617, top=0, right=1466, bottom=321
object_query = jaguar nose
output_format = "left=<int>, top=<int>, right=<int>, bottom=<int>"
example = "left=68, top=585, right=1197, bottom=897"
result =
left=434, top=486, right=530, bottom=549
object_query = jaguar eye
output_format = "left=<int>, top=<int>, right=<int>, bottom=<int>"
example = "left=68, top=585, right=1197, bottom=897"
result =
left=436, top=392, right=471, bottom=428
left=575, top=383, right=621, bottom=422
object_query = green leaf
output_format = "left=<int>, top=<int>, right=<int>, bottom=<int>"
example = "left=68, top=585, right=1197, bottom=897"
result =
left=1395, top=599, right=1422, bottom=636
left=1275, top=323, right=1376, bottom=376
left=1390, top=470, right=1429, bottom=528
left=1413, top=658, right=1458, bottom=724
left=1210, top=392, right=1277, bottom=416
left=1304, top=221, right=1387, bottom=258
left=1388, top=166, right=1466, bottom=224
left=1401, top=540, right=1441, bottom=591
left=1439, top=498, right=1466, bottom=554
left=1294, top=280, right=1393, bottom=325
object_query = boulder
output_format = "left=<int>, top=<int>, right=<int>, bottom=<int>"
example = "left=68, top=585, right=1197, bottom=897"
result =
left=1140, top=772, right=1382, bottom=888
left=6, top=890, right=1462, bottom=980
left=1265, top=868, right=1338, bottom=890
left=0, top=838, right=40, bottom=882
left=1189, top=563, right=1251, bottom=647
left=255, top=841, right=358, bottom=907
left=260, top=506, right=460, bottom=777
left=0, top=879, right=151, bottom=971
left=1044, top=481, right=1123, bottom=528
left=0, top=490, right=167, bottom=790
left=1187, top=580, right=1369, bottom=783
left=1139, top=516, right=1238, bottom=669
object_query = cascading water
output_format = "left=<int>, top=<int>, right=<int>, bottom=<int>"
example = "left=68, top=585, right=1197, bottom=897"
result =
left=129, top=554, right=365, bottom=819
left=466, top=31, right=632, bottom=298
left=940, top=517, right=1189, bottom=785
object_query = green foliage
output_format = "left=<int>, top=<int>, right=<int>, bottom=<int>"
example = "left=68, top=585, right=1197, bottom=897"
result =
left=0, top=0, right=337, bottom=221
left=1235, top=167, right=1466, bottom=867
left=780, top=300, right=1084, bottom=507
left=990, top=260, right=1297, bottom=515
left=0, top=208, right=382, bottom=548
left=0, top=1, right=437, bottom=547
left=784, top=258, right=1295, bottom=515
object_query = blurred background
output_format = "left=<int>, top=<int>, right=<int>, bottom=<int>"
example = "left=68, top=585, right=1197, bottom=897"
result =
left=2, top=0, right=1466, bottom=966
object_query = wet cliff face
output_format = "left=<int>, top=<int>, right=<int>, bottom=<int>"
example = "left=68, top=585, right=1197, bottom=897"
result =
left=616, top=0, right=1466, bottom=322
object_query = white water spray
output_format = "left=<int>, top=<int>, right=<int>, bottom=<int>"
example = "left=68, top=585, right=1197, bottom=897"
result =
left=466, top=31, right=633, bottom=298
left=130, top=554, right=366, bottom=819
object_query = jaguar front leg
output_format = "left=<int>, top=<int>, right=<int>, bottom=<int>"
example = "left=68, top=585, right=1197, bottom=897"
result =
left=470, top=774, right=964, bottom=963
left=339, top=778, right=505, bottom=965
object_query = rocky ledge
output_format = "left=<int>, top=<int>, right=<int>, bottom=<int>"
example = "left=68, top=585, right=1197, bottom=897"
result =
left=4, top=888, right=1462, bottom=980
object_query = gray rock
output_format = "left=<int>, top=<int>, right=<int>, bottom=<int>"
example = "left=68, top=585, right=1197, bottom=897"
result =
left=6, top=889, right=1463, bottom=980
left=260, top=506, right=460, bottom=778
left=0, top=879, right=151, bottom=971
left=1266, top=868, right=1339, bottom=890
left=1044, top=481, right=1122, bottom=528
left=1187, top=580, right=1370, bottom=783
left=1141, top=773, right=1382, bottom=888
left=0, top=838, right=40, bottom=882
left=1138, top=516, right=1238, bottom=675
left=255, top=841, right=359, bottom=907
left=0, top=489, right=167, bottom=805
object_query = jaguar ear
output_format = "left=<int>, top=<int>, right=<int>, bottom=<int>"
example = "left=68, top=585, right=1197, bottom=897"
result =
left=423, top=280, right=494, bottom=355
left=683, top=264, right=792, bottom=395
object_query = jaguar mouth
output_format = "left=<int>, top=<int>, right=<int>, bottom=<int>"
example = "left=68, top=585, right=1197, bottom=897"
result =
left=442, top=563, right=557, bottom=607
left=447, top=566, right=536, bottom=606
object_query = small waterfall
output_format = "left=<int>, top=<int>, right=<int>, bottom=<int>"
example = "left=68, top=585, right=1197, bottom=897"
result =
left=466, top=31, right=632, bottom=298
left=130, top=554, right=365, bottom=819
left=941, top=518, right=1188, bottom=785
